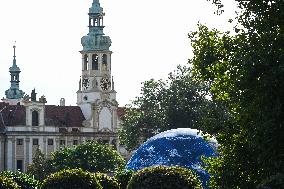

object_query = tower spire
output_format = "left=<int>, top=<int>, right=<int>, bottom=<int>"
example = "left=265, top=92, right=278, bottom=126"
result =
left=93, top=0, right=100, bottom=4
left=81, top=0, right=111, bottom=51
left=13, top=43, right=16, bottom=57
left=13, top=41, right=16, bottom=66
left=5, top=44, right=24, bottom=100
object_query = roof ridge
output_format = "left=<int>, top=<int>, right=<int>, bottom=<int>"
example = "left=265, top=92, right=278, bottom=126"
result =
left=0, top=105, right=8, bottom=113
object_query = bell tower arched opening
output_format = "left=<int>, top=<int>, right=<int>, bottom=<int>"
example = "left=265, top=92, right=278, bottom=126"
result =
left=102, top=54, right=107, bottom=71
left=92, top=54, right=99, bottom=70
left=84, top=54, right=88, bottom=70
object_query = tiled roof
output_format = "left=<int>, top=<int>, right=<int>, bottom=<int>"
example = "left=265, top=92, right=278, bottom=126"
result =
left=0, top=102, right=124, bottom=128
left=45, top=105, right=85, bottom=127
left=0, top=102, right=86, bottom=127
left=0, top=102, right=26, bottom=128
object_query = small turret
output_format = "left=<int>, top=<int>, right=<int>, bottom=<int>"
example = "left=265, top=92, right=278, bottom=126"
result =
left=5, top=44, right=25, bottom=100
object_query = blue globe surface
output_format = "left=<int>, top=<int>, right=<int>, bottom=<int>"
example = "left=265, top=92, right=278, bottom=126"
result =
left=126, top=128, right=218, bottom=189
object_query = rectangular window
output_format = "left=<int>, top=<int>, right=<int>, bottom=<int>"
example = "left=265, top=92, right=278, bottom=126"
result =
left=72, top=128, right=80, bottom=132
left=16, top=160, right=23, bottom=172
left=73, top=140, right=78, bottom=145
left=32, top=139, right=39, bottom=145
left=60, top=140, right=66, bottom=146
left=48, top=139, right=54, bottom=145
left=16, top=139, right=23, bottom=145
left=59, top=128, right=68, bottom=133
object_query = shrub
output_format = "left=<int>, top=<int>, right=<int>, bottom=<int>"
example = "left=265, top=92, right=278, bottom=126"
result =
left=127, top=166, right=203, bottom=189
left=114, top=169, right=134, bottom=189
left=0, top=171, right=40, bottom=189
left=95, top=173, right=120, bottom=189
left=51, top=141, right=125, bottom=173
left=0, top=176, right=20, bottom=189
left=41, top=169, right=102, bottom=189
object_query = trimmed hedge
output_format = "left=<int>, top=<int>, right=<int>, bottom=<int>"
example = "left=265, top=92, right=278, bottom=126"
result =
left=114, top=169, right=134, bottom=189
left=127, top=166, right=203, bottom=189
left=0, top=171, right=39, bottom=189
left=0, top=176, right=20, bottom=189
left=95, top=173, right=120, bottom=189
left=41, top=169, right=102, bottom=189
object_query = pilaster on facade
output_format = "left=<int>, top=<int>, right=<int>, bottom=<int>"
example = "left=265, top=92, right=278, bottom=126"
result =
left=25, top=138, right=30, bottom=171
left=11, top=137, right=15, bottom=171
left=42, top=137, right=47, bottom=156
left=0, top=138, right=4, bottom=171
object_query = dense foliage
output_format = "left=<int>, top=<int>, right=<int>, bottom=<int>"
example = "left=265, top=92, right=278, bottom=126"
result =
left=27, top=148, right=53, bottom=180
left=95, top=173, right=120, bottom=189
left=50, top=141, right=125, bottom=173
left=119, top=0, right=284, bottom=188
left=0, top=176, right=20, bottom=189
left=189, top=0, right=284, bottom=188
left=41, top=169, right=101, bottom=189
left=0, top=171, right=39, bottom=189
left=114, top=169, right=134, bottom=189
left=127, top=166, right=203, bottom=189
left=119, top=66, right=222, bottom=151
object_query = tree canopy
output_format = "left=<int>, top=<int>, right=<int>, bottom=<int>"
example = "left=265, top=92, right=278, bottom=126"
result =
left=50, top=141, right=125, bottom=174
left=27, top=148, right=54, bottom=181
left=189, top=0, right=284, bottom=188
left=27, top=142, right=126, bottom=180
left=120, top=0, right=284, bottom=188
left=119, top=66, right=223, bottom=151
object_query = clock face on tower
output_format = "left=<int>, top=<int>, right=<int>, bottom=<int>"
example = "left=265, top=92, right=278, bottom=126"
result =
left=82, top=77, right=90, bottom=90
left=100, top=77, right=111, bottom=91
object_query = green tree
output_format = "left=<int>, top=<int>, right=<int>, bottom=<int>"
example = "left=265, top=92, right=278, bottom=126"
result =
left=50, top=141, right=125, bottom=173
left=189, top=0, right=284, bottom=188
left=0, top=171, right=40, bottom=189
left=119, top=66, right=222, bottom=151
left=27, top=148, right=53, bottom=180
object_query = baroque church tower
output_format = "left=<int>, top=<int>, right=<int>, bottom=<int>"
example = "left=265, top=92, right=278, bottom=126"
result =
left=77, top=0, right=118, bottom=134
left=4, top=45, right=25, bottom=105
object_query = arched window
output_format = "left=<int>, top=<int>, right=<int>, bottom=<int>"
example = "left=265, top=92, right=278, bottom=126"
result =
left=92, top=54, right=99, bottom=70
left=102, top=54, right=107, bottom=71
left=84, top=54, right=88, bottom=70
left=32, top=111, right=39, bottom=126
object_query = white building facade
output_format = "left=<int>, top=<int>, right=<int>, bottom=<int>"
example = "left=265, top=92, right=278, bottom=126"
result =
left=0, top=0, right=127, bottom=172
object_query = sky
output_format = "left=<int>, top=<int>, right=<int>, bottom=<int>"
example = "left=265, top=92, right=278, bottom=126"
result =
left=0, top=0, right=237, bottom=106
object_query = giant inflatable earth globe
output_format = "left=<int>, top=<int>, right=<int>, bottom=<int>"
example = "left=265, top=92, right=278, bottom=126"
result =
left=126, top=128, right=218, bottom=189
